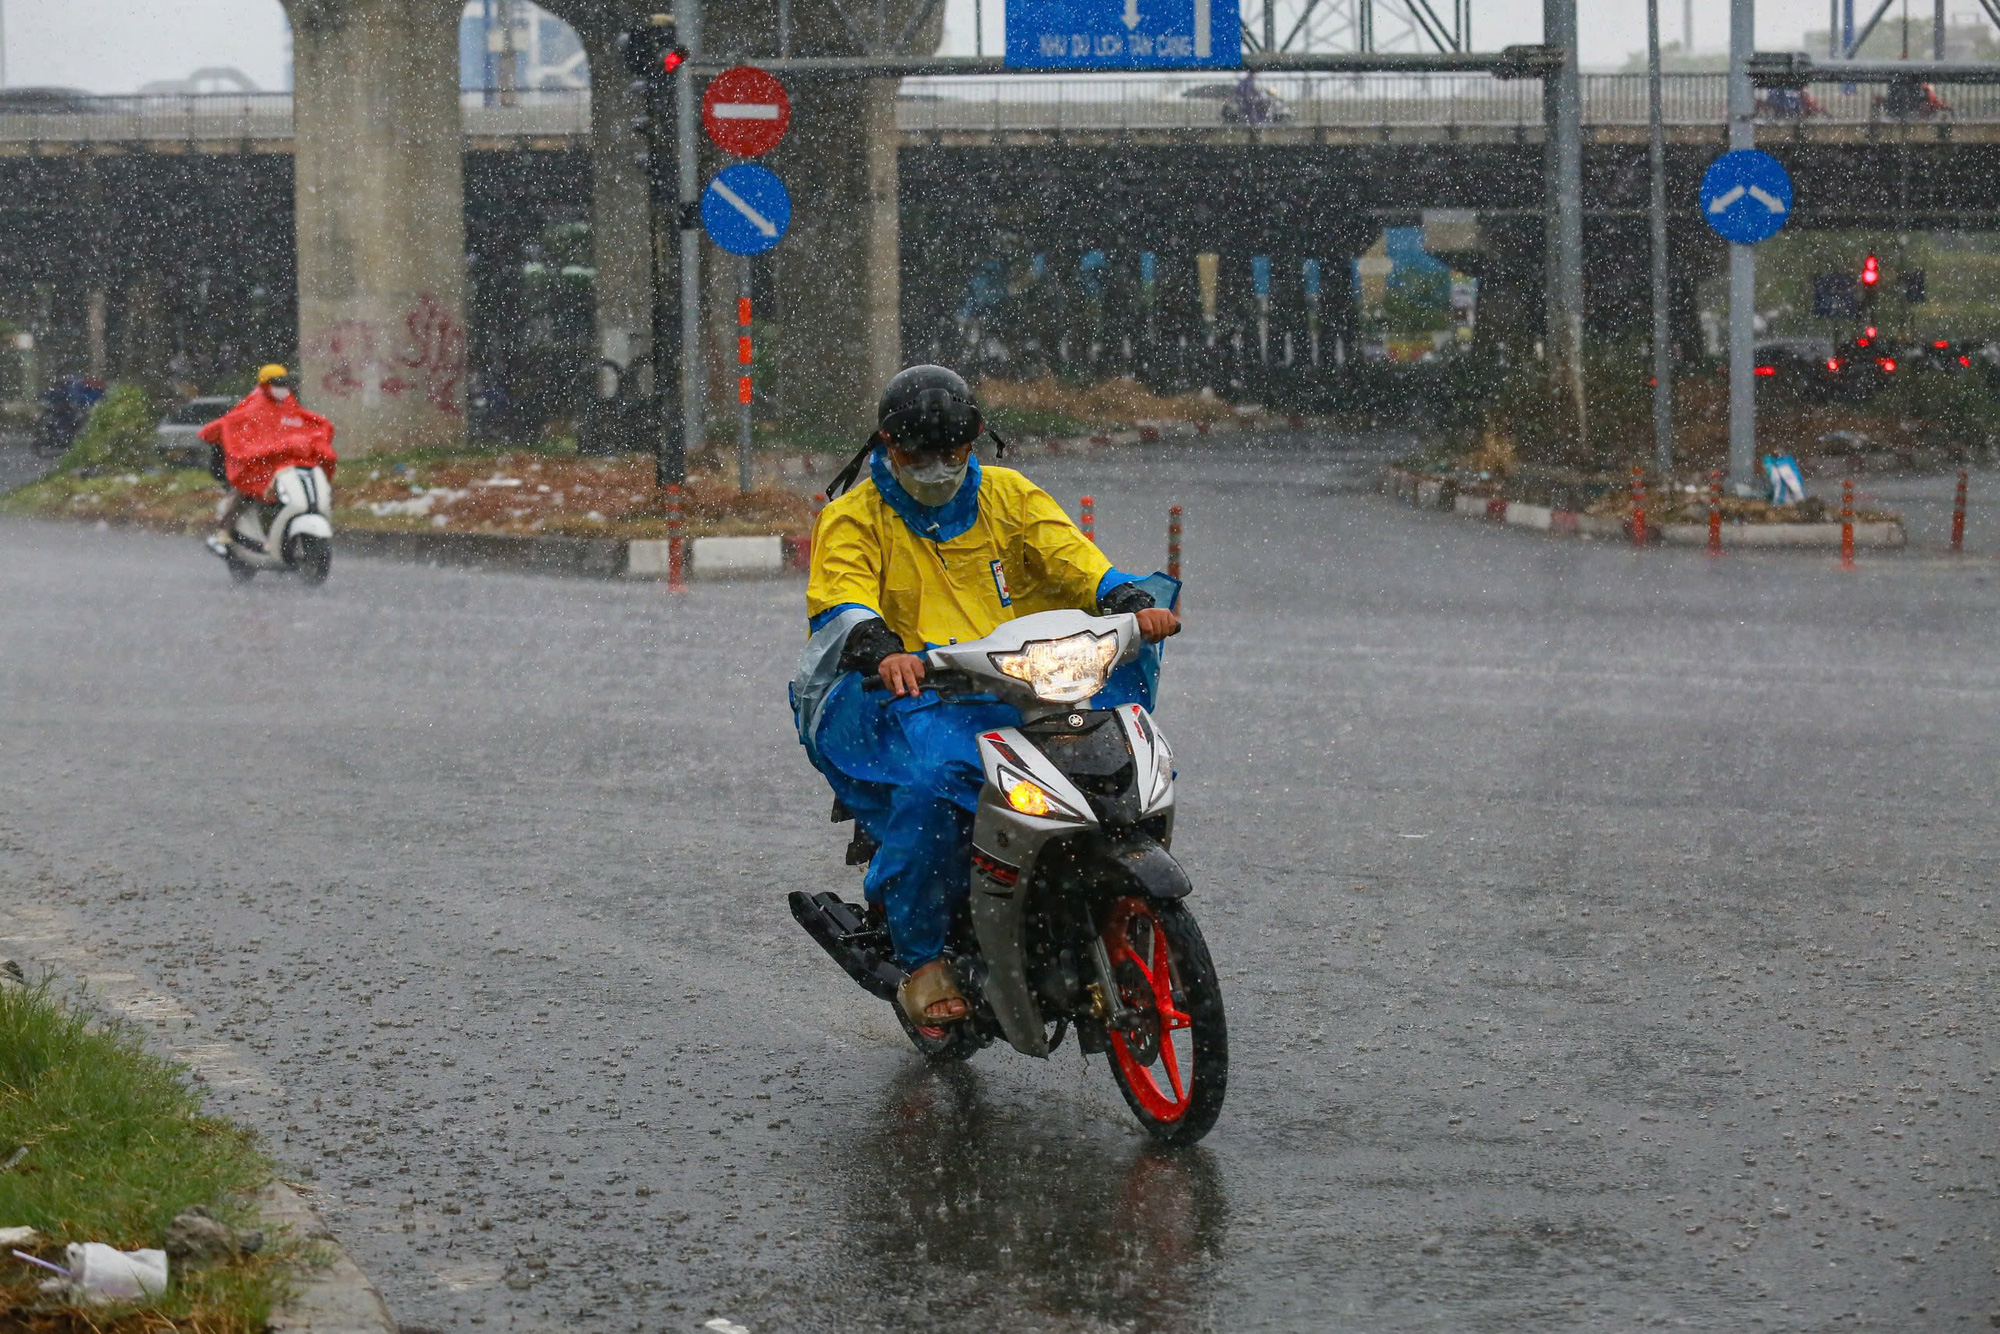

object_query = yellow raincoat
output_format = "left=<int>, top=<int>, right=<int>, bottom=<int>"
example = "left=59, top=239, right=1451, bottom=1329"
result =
left=807, top=456, right=1114, bottom=649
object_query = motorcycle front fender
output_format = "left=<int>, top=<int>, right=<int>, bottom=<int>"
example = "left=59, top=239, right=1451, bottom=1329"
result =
left=1098, top=831, right=1191, bottom=899
left=287, top=513, right=333, bottom=540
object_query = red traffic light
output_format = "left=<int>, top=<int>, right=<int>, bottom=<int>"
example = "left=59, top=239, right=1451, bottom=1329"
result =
left=662, top=48, right=686, bottom=73
left=1861, top=254, right=1880, bottom=286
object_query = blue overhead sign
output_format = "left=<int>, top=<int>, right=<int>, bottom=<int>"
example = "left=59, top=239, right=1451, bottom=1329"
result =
left=701, top=163, right=791, bottom=256
left=1700, top=150, right=1793, bottom=245
left=1005, top=0, right=1241, bottom=69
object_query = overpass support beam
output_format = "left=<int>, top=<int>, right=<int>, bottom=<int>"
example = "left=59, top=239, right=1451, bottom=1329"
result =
left=766, top=76, right=903, bottom=438
left=285, top=0, right=467, bottom=455
left=576, top=15, right=656, bottom=406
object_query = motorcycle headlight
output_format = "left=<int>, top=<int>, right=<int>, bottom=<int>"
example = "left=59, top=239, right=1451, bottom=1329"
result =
left=989, top=629, right=1120, bottom=704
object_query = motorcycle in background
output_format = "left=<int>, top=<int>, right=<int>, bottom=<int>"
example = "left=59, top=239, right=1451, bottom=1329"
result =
left=206, top=465, right=334, bottom=585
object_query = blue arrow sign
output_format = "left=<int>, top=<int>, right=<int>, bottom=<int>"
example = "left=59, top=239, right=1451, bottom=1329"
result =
left=701, top=163, right=791, bottom=256
left=1700, top=150, right=1793, bottom=245
left=1005, top=0, right=1241, bottom=69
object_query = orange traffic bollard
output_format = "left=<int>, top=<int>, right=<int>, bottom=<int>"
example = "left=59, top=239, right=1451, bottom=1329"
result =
left=1630, top=466, right=1648, bottom=548
left=1080, top=494, right=1096, bottom=544
left=1840, top=477, right=1856, bottom=571
left=666, top=482, right=689, bottom=593
left=1707, top=469, right=1723, bottom=557
left=1167, top=504, right=1182, bottom=581
left=1952, top=470, right=1968, bottom=554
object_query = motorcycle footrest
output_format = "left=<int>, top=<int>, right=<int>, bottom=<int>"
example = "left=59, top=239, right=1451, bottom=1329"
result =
left=787, top=891, right=904, bottom=1003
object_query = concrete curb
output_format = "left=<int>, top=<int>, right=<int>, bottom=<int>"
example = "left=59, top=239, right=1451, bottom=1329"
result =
left=1379, top=466, right=1908, bottom=549
left=343, top=526, right=815, bottom=581
left=260, top=1180, right=398, bottom=1334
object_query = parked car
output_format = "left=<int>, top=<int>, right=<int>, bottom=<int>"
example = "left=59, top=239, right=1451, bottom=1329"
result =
left=1754, top=337, right=1839, bottom=403
left=155, top=396, right=236, bottom=468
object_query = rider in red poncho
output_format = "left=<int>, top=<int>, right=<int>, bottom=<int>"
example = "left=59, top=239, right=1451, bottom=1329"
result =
left=199, top=364, right=337, bottom=555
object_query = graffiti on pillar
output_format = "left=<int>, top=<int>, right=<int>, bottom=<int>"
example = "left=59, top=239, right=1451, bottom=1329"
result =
left=305, top=294, right=466, bottom=415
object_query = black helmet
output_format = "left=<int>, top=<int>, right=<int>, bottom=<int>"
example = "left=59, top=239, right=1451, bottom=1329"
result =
left=875, top=365, right=983, bottom=454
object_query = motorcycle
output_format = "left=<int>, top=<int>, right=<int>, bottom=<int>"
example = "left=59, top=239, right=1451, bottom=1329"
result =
left=207, top=464, right=334, bottom=586
left=790, top=608, right=1228, bottom=1145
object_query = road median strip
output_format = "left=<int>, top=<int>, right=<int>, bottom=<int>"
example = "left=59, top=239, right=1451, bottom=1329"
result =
left=1380, top=466, right=1908, bottom=550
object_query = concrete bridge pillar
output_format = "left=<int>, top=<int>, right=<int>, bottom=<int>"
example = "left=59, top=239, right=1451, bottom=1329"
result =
left=570, top=10, right=656, bottom=401
left=687, top=1, right=939, bottom=440
left=284, top=0, right=468, bottom=455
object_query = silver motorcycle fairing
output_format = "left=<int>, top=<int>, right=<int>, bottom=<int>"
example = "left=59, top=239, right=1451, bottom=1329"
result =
left=967, top=713, right=1186, bottom=1058
left=968, top=726, right=1099, bottom=1057
left=1111, top=702, right=1175, bottom=818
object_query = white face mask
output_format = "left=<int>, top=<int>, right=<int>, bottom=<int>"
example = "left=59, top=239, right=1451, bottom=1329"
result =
left=892, top=452, right=969, bottom=507
left=268, top=385, right=292, bottom=401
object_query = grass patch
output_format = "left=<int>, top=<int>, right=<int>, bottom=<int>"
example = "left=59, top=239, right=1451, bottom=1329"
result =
left=0, top=978, right=293, bottom=1334
left=1, top=451, right=820, bottom=543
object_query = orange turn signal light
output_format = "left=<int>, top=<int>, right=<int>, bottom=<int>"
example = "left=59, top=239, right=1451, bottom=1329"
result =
left=1005, top=780, right=1053, bottom=817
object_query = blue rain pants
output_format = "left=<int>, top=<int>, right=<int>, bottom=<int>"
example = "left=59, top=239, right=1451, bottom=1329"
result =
left=811, top=678, right=1020, bottom=970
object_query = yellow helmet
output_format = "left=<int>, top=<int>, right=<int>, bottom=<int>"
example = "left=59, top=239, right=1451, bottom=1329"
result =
left=256, top=363, right=290, bottom=384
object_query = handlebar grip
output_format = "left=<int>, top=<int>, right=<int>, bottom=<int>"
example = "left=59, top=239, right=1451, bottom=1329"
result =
left=860, top=675, right=885, bottom=692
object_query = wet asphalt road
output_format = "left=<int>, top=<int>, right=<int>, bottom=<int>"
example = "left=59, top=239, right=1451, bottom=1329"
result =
left=2, top=432, right=1999, bottom=1333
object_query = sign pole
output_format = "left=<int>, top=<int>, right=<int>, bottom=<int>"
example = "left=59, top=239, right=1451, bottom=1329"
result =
left=1648, top=0, right=1672, bottom=474
left=676, top=0, right=704, bottom=483
left=738, top=254, right=754, bottom=492
left=1727, top=0, right=1756, bottom=492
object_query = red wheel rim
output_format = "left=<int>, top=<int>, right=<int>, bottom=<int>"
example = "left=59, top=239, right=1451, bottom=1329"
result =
left=1104, top=897, right=1194, bottom=1122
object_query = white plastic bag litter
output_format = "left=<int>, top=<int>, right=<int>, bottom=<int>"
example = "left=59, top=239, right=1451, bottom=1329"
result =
left=1763, top=454, right=1806, bottom=505
left=63, top=1242, right=168, bottom=1303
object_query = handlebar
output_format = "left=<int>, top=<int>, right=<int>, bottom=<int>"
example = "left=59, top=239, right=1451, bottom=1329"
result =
left=859, top=664, right=977, bottom=696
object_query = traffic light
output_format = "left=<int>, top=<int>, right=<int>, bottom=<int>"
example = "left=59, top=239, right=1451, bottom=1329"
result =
left=617, top=15, right=687, bottom=85
left=613, top=11, right=689, bottom=483
left=1859, top=253, right=1880, bottom=311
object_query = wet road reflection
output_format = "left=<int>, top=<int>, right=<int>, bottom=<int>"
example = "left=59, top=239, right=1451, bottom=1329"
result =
left=824, top=1064, right=1227, bottom=1333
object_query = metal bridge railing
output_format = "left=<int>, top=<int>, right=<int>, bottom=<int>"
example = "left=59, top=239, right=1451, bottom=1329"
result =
left=3, top=74, right=1999, bottom=146
left=0, top=90, right=592, bottom=144
left=896, top=71, right=2000, bottom=131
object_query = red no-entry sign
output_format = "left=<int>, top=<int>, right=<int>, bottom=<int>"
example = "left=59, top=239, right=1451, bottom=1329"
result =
left=701, top=65, right=791, bottom=158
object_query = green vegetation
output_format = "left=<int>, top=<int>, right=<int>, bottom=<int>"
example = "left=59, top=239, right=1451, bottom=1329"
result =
left=56, top=384, right=161, bottom=475
left=0, top=978, right=292, bottom=1333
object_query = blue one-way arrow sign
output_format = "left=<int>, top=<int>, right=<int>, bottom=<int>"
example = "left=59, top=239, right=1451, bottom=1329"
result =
left=1700, top=149, right=1793, bottom=245
left=1006, top=0, right=1241, bottom=68
left=701, top=163, right=791, bottom=256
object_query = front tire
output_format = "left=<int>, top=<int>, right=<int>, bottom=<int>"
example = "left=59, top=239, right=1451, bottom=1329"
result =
left=1102, top=896, right=1228, bottom=1145
left=288, top=534, right=332, bottom=586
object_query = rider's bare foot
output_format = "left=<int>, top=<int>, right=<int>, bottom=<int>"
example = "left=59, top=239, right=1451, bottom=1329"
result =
left=898, top=959, right=968, bottom=1033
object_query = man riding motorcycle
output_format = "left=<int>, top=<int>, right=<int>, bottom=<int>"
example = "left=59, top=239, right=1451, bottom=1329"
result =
left=794, top=366, right=1179, bottom=1034
left=199, top=364, right=338, bottom=557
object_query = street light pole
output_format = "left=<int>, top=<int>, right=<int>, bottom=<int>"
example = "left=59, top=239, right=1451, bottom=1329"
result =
left=1649, top=0, right=1673, bottom=474
left=1727, top=0, right=1757, bottom=492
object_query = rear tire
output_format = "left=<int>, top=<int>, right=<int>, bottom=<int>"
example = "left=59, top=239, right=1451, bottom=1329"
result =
left=224, top=549, right=257, bottom=584
left=1101, top=896, right=1228, bottom=1145
left=289, top=534, right=332, bottom=586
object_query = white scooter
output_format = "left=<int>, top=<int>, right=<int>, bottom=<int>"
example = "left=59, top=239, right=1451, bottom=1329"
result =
left=206, top=465, right=334, bottom=585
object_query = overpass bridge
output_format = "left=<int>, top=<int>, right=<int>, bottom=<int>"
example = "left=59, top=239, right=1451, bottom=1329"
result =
left=7, top=75, right=2000, bottom=154
left=5, top=73, right=1999, bottom=435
